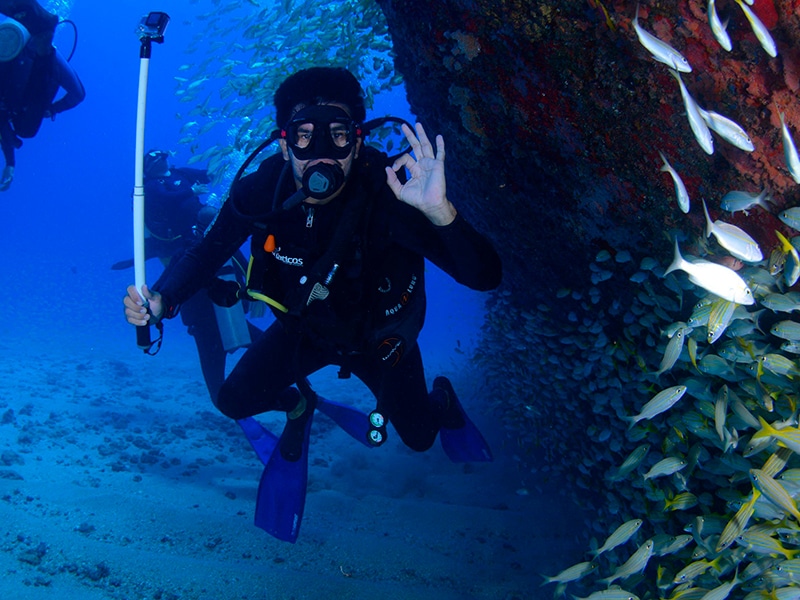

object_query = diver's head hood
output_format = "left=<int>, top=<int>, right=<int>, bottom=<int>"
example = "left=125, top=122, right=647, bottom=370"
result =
left=274, top=66, right=366, bottom=128
left=144, top=149, right=169, bottom=178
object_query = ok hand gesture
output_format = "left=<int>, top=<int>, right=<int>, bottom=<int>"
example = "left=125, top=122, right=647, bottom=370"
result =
left=385, top=123, right=457, bottom=226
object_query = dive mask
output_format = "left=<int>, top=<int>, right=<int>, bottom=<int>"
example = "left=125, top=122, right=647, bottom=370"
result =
left=281, top=105, right=361, bottom=161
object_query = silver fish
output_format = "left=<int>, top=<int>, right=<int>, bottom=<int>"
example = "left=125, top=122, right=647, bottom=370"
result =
left=708, top=0, right=732, bottom=52
left=761, top=292, right=800, bottom=313
left=656, top=326, right=686, bottom=376
left=716, top=490, right=760, bottom=551
left=643, top=456, right=687, bottom=480
left=759, top=353, right=800, bottom=378
left=590, top=519, right=643, bottom=557
left=776, top=230, right=800, bottom=287
left=610, top=444, right=651, bottom=480
left=730, top=396, right=759, bottom=430
left=674, top=559, right=718, bottom=585
left=599, top=539, right=654, bottom=586
left=701, top=212, right=761, bottom=262
left=706, top=298, right=737, bottom=344
left=664, top=240, right=755, bottom=305
left=625, top=385, right=688, bottom=429
left=632, top=5, right=691, bottom=72
left=779, top=207, right=800, bottom=232
left=734, top=0, right=777, bottom=58
left=699, top=108, right=754, bottom=152
left=659, top=151, right=690, bottom=213
left=655, top=533, right=693, bottom=556
left=780, top=113, right=800, bottom=184
left=670, top=70, right=713, bottom=155
left=772, top=321, right=800, bottom=341
left=749, top=469, right=800, bottom=522
left=720, top=188, right=771, bottom=214
left=540, top=560, right=597, bottom=585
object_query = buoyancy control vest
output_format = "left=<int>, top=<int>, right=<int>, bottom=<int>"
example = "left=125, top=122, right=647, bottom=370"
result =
left=241, top=147, right=426, bottom=365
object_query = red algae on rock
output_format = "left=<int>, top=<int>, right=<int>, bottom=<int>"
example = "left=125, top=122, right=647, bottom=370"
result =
left=377, top=0, right=800, bottom=290
left=752, top=0, right=779, bottom=29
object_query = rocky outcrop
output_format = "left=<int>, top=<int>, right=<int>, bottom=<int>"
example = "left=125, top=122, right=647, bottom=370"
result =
left=378, top=0, right=800, bottom=293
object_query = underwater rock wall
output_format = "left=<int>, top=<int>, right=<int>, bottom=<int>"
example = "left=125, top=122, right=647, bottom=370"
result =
left=377, top=0, right=800, bottom=293
left=377, top=3, right=800, bottom=594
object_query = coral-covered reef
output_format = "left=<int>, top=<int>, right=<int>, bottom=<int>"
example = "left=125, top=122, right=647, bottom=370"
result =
left=379, top=5, right=800, bottom=595
left=378, top=0, right=800, bottom=292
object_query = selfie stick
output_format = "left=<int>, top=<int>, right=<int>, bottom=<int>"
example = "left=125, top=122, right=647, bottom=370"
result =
left=132, top=12, right=169, bottom=350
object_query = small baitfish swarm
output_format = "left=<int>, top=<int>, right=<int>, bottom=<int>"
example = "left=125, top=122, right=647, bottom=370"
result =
left=480, top=231, right=800, bottom=598
left=476, top=2, right=800, bottom=597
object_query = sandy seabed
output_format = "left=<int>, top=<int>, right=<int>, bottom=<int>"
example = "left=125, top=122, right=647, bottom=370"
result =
left=0, top=339, right=585, bottom=600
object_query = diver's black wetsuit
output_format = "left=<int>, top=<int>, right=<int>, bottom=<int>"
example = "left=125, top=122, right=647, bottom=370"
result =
left=144, top=167, right=209, bottom=256
left=0, top=45, right=84, bottom=177
left=144, top=167, right=257, bottom=402
left=154, top=149, right=501, bottom=451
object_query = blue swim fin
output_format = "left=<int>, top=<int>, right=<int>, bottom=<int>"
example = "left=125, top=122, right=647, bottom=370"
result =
left=237, top=418, right=278, bottom=466
left=316, top=395, right=374, bottom=448
left=433, top=377, right=493, bottom=463
left=440, top=413, right=494, bottom=463
left=253, top=411, right=314, bottom=543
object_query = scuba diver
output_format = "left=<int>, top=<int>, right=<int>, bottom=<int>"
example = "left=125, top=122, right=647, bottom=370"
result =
left=114, top=150, right=260, bottom=402
left=0, top=0, right=85, bottom=190
left=123, top=67, right=502, bottom=541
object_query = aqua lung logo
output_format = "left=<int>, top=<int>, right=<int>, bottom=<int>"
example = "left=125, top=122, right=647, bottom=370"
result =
left=384, top=274, right=417, bottom=317
left=272, top=247, right=304, bottom=267
left=378, top=337, right=404, bottom=366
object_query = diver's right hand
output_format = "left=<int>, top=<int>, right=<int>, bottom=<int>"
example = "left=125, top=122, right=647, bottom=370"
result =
left=124, top=285, right=164, bottom=326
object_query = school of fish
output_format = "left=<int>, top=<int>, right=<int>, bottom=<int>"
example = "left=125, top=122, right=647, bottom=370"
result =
left=476, top=3, right=800, bottom=599
left=176, top=0, right=398, bottom=189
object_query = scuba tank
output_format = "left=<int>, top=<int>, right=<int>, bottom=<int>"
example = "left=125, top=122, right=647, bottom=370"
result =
left=0, top=15, right=28, bottom=61
left=213, top=260, right=252, bottom=353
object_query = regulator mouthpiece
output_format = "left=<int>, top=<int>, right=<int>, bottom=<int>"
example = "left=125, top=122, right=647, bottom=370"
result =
left=302, top=162, right=344, bottom=199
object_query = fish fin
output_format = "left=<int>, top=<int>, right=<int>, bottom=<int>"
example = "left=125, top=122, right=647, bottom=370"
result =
left=702, top=200, right=714, bottom=238
left=658, top=150, right=669, bottom=171
left=776, top=230, right=793, bottom=253
left=663, top=238, right=684, bottom=277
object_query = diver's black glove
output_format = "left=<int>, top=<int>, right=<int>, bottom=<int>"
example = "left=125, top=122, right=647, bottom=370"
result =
left=206, top=277, right=241, bottom=307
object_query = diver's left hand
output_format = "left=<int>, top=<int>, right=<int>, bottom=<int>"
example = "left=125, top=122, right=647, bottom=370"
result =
left=385, top=123, right=457, bottom=226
